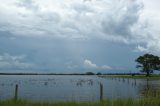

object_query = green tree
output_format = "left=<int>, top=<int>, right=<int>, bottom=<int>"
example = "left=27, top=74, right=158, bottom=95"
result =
left=135, top=53, right=160, bottom=76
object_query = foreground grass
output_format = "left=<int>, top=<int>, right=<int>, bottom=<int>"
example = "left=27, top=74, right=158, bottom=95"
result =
left=1, top=97, right=160, bottom=106
left=100, top=74, right=160, bottom=80
left=1, top=89, right=160, bottom=106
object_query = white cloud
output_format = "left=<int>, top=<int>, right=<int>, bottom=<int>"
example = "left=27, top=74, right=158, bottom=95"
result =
left=84, top=59, right=112, bottom=70
left=84, top=59, right=98, bottom=68
left=0, top=53, right=34, bottom=69
left=134, top=45, right=148, bottom=52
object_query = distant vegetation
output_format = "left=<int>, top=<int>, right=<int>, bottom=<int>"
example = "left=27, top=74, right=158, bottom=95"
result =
left=136, top=53, right=160, bottom=76
left=85, top=72, right=95, bottom=75
left=0, top=72, right=143, bottom=76
left=96, top=72, right=102, bottom=75
left=104, top=74, right=160, bottom=80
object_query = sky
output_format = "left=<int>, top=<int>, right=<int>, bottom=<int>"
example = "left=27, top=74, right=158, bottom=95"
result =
left=0, top=0, right=160, bottom=73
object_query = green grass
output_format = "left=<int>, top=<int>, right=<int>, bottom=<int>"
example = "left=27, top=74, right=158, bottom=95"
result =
left=100, top=74, right=160, bottom=80
left=1, top=97, right=160, bottom=106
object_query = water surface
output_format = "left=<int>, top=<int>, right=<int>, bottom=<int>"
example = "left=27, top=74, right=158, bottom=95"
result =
left=0, top=75, right=159, bottom=102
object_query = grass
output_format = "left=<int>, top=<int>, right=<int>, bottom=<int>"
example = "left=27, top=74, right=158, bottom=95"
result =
left=1, top=97, right=160, bottom=106
left=100, top=74, right=160, bottom=80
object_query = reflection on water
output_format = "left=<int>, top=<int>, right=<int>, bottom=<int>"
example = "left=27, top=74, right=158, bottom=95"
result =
left=0, top=75, right=99, bottom=102
left=0, top=75, right=160, bottom=102
left=138, top=79, right=159, bottom=98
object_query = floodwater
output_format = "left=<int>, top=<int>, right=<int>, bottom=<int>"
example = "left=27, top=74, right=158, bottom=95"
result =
left=0, top=75, right=159, bottom=102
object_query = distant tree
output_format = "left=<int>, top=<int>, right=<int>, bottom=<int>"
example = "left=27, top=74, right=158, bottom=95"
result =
left=96, top=72, right=102, bottom=75
left=85, top=72, right=95, bottom=75
left=135, top=53, right=160, bottom=76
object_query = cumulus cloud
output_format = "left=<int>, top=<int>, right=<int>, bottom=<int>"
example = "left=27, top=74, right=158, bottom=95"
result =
left=0, top=0, right=160, bottom=55
left=0, top=53, right=34, bottom=70
left=101, top=0, right=143, bottom=39
left=84, top=59, right=98, bottom=68
left=84, top=59, right=112, bottom=70
left=0, top=0, right=143, bottom=40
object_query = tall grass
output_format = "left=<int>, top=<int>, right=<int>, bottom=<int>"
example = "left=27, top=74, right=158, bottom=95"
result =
left=0, top=97, right=160, bottom=106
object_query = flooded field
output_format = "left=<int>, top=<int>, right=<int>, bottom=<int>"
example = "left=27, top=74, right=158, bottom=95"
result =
left=0, top=75, right=159, bottom=102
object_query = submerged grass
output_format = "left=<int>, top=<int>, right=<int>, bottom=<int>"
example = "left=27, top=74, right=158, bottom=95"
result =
left=1, top=75, right=160, bottom=106
left=100, top=74, right=160, bottom=80
left=1, top=97, right=160, bottom=106
left=2, top=86, right=160, bottom=106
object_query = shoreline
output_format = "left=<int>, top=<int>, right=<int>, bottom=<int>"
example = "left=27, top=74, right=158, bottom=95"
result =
left=99, top=74, right=160, bottom=80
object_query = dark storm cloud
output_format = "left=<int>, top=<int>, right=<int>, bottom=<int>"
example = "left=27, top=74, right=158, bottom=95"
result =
left=0, top=0, right=160, bottom=72
left=101, top=0, right=143, bottom=39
